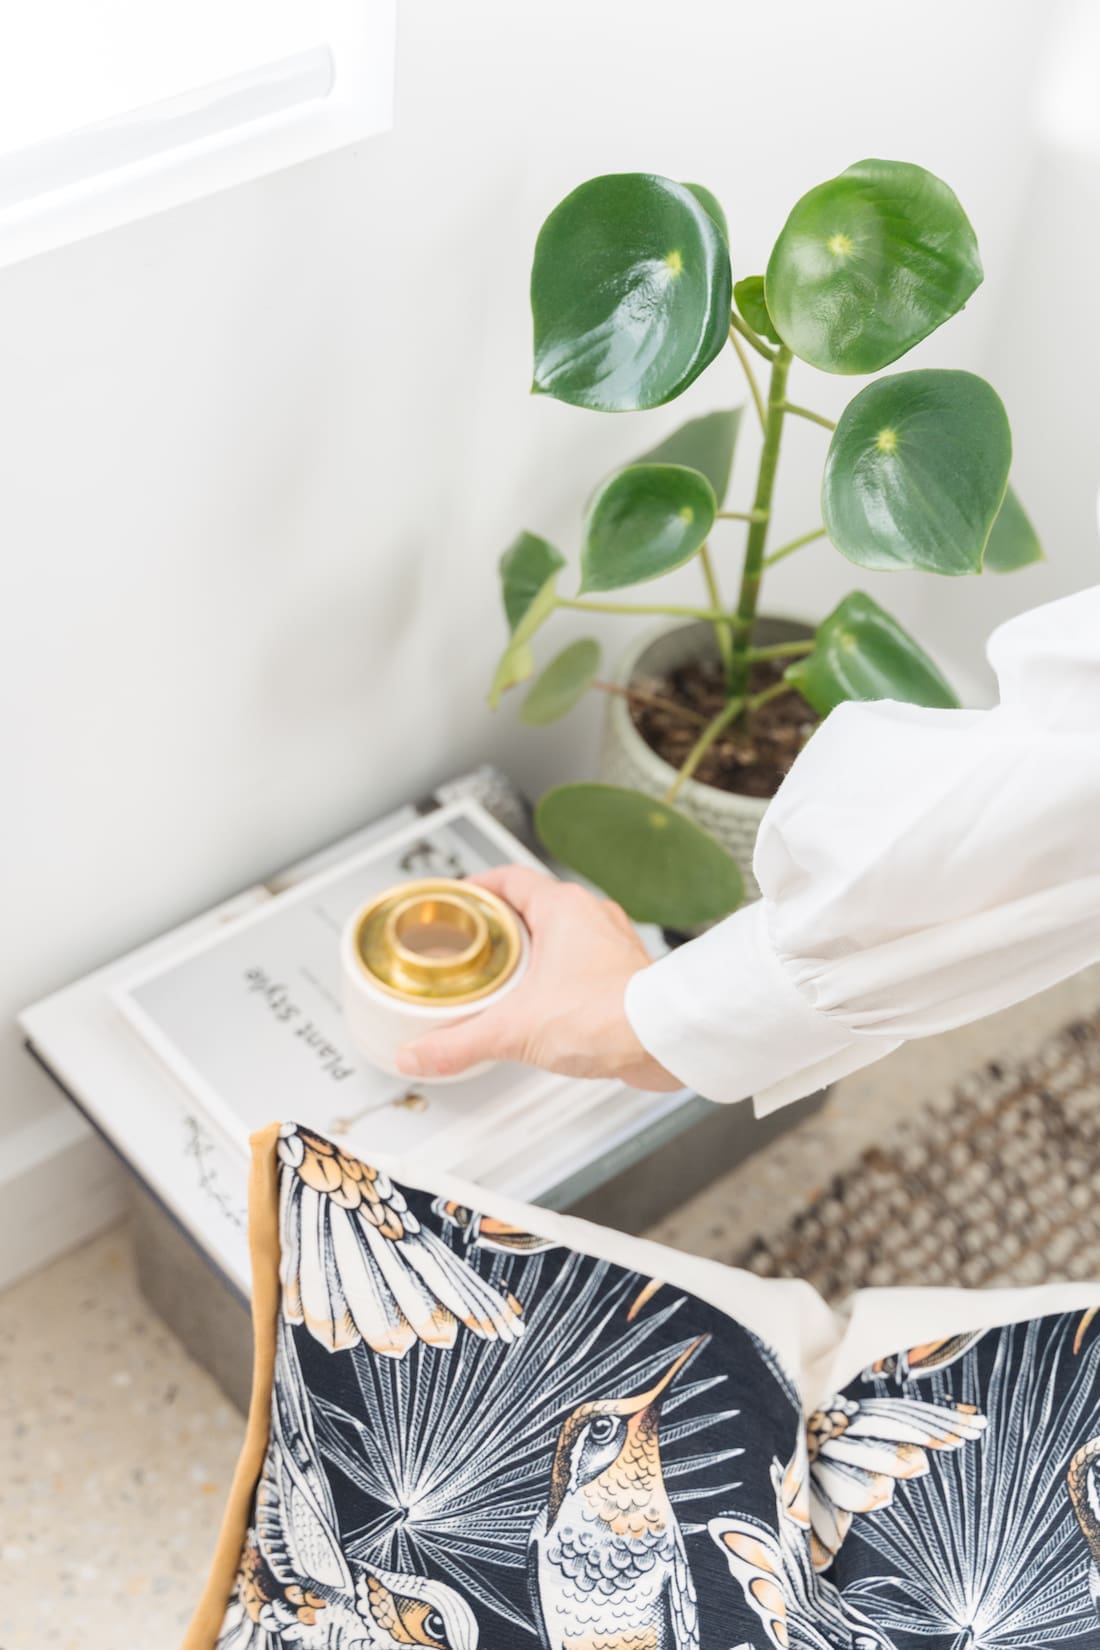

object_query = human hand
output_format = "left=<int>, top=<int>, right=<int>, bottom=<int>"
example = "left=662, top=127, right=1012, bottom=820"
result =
left=394, top=865, right=682, bottom=1090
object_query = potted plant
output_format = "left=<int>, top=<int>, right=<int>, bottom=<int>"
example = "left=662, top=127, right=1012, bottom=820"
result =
left=489, top=160, right=1042, bottom=930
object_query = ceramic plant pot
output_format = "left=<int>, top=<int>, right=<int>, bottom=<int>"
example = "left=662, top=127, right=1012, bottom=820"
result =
left=599, top=616, right=812, bottom=904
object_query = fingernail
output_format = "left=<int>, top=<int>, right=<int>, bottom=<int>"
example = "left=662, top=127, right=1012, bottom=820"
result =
left=395, top=1046, right=422, bottom=1076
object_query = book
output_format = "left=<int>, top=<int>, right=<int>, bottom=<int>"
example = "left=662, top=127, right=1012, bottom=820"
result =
left=22, top=772, right=703, bottom=1295
left=113, top=796, right=628, bottom=1174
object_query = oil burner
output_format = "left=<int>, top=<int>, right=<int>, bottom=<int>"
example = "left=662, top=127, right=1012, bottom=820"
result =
left=341, top=878, right=529, bottom=1080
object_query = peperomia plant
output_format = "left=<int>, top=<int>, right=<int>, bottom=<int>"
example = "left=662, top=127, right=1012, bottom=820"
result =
left=489, top=160, right=1042, bottom=929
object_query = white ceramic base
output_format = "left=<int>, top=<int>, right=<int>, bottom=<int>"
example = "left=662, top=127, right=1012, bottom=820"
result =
left=340, top=905, right=530, bottom=1081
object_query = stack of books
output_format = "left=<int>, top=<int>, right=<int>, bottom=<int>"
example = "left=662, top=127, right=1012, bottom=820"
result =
left=20, top=771, right=700, bottom=1297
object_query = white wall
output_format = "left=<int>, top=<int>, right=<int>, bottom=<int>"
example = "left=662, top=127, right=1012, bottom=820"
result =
left=928, top=151, right=1100, bottom=667
left=1, top=0, right=1075, bottom=1272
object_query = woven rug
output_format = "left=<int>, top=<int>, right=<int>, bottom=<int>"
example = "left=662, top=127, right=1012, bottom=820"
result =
left=733, top=1011, right=1100, bottom=1303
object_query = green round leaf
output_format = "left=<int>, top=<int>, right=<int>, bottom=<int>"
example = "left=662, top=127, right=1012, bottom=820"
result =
left=984, top=485, right=1043, bottom=573
left=521, top=639, right=601, bottom=725
left=490, top=532, right=566, bottom=708
left=765, top=159, right=983, bottom=374
left=822, top=370, right=1011, bottom=575
left=683, top=181, right=728, bottom=243
left=500, top=531, right=565, bottom=640
left=531, top=174, right=732, bottom=412
left=634, top=408, right=742, bottom=505
left=581, top=464, right=716, bottom=593
left=785, top=591, right=960, bottom=714
left=535, top=784, right=743, bottom=927
left=733, top=275, right=780, bottom=345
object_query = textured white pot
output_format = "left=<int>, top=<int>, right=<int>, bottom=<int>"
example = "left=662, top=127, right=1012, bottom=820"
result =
left=599, top=616, right=812, bottom=905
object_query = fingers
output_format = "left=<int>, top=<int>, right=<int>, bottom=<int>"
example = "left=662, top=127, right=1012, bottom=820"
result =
left=602, top=898, right=635, bottom=937
left=464, top=864, right=551, bottom=921
left=469, top=865, right=626, bottom=929
left=396, top=1002, right=521, bottom=1080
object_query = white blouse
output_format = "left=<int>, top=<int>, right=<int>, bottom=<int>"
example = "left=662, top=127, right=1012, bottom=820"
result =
left=625, top=584, right=1100, bottom=1115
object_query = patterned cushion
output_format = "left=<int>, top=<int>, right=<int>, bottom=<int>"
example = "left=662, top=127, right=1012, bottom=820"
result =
left=184, top=1123, right=1100, bottom=1650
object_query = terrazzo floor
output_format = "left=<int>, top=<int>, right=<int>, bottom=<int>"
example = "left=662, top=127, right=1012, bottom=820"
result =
left=4, top=962, right=1100, bottom=1648
left=0, top=1227, right=244, bottom=1650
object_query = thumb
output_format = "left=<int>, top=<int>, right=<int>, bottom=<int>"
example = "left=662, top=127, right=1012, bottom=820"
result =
left=395, top=1004, right=520, bottom=1080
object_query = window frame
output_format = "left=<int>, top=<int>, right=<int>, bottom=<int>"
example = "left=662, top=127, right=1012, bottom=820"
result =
left=0, top=0, right=396, bottom=268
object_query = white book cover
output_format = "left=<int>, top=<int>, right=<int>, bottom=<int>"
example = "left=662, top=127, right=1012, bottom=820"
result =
left=111, top=798, right=633, bottom=1175
left=22, top=781, right=697, bottom=1292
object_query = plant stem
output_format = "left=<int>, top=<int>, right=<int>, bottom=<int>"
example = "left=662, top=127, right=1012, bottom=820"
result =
left=662, top=677, right=799, bottom=804
left=728, top=309, right=776, bottom=362
left=663, top=695, right=745, bottom=802
left=780, top=400, right=836, bottom=431
left=747, top=638, right=814, bottom=661
left=763, top=525, right=828, bottom=567
left=556, top=597, right=728, bottom=620
left=590, top=679, right=709, bottom=727
left=748, top=679, right=798, bottom=713
left=727, top=325, right=767, bottom=431
left=716, top=509, right=768, bottom=523
left=698, top=543, right=733, bottom=681
left=727, top=345, right=793, bottom=697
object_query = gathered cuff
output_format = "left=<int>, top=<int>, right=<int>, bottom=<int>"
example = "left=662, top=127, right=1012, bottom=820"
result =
left=624, top=900, right=900, bottom=1113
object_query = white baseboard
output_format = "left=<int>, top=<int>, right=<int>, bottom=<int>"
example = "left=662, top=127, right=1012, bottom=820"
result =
left=0, top=1103, right=129, bottom=1292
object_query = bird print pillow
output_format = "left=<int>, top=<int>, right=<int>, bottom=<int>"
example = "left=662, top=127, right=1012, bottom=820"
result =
left=184, top=1123, right=1100, bottom=1650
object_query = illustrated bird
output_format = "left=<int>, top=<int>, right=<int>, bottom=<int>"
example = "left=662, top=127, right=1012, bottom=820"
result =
left=710, top=1441, right=895, bottom=1650
left=431, top=1197, right=559, bottom=1255
left=218, top=1317, right=480, bottom=1650
left=862, top=1333, right=984, bottom=1385
left=528, top=1336, right=706, bottom=1650
left=1067, top=1434, right=1100, bottom=1616
left=803, top=1393, right=988, bottom=1571
left=277, top=1123, right=525, bottom=1356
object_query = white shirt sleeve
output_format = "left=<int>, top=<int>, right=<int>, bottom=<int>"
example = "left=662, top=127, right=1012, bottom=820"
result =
left=624, top=585, right=1100, bottom=1114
